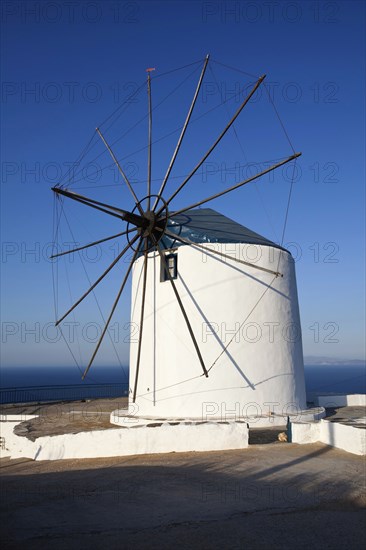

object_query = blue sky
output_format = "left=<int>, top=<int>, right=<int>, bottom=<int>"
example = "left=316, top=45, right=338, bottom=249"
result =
left=1, top=0, right=365, bottom=369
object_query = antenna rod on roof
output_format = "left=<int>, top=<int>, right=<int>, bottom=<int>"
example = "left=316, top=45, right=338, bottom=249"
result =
left=146, top=68, right=155, bottom=210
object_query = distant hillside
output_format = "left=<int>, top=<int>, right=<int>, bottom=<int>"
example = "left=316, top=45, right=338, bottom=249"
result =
left=304, top=356, right=365, bottom=366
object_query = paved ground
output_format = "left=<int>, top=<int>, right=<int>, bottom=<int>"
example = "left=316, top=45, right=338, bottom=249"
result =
left=1, top=399, right=365, bottom=548
left=1, top=441, right=365, bottom=549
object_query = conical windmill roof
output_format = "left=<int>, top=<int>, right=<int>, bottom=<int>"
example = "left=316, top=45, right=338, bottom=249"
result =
left=165, top=208, right=287, bottom=252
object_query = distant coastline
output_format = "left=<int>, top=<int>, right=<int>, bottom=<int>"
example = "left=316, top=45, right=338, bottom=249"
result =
left=304, top=356, right=365, bottom=366
left=2, top=357, right=365, bottom=370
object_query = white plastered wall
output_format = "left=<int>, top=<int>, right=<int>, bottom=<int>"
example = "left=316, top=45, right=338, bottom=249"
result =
left=129, top=243, right=306, bottom=419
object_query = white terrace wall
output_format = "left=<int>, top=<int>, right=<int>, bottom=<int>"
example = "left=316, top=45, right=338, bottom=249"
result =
left=292, top=419, right=366, bottom=456
left=1, top=416, right=249, bottom=460
left=316, top=394, right=366, bottom=408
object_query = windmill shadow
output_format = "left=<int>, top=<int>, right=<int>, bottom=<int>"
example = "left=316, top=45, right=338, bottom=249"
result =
left=179, top=274, right=255, bottom=389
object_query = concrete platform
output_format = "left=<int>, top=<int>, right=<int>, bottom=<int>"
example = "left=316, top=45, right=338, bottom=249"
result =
left=0, top=398, right=327, bottom=460
left=3, top=397, right=365, bottom=460
left=325, top=405, right=366, bottom=428
left=1, top=443, right=365, bottom=549
left=111, top=405, right=325, bottom=428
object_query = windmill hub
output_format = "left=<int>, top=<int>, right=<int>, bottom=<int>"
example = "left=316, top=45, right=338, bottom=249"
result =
left=141, top=210, right=156, bottom=233
left=127, top=194, right=169, bottom=251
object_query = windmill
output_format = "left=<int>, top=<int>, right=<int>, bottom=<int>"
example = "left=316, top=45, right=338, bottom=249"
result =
left=51, top=55, right=306, bottom=421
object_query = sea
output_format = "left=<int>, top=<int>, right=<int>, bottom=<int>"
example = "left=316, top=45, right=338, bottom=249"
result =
left=0, top=364, right=365, bottom=404
left=0, top=365, right=129, bottom=404
left=304, top=364, right=366, bottom=402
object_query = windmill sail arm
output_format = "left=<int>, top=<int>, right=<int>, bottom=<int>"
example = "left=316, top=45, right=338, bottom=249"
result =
left=153, top=54, right=210, bottom=210
left=55, top=233, right=140, bottom=327
left=153, top=237, right=208, bottom=378
left=169, top=152, right=301, bottom=217
left=50, top=227, right=138, bottom=259
left=52, top=187, right=144, bottom=226
left=159, top=73, right=266, bottom=214
left=82, top=239, right=142, bottom=380
left=132, top=242, right=149, bottom=402
left=96, top=128, right=145, bottom=216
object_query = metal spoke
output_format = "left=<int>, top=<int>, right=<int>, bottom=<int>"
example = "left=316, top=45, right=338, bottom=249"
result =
left=152, top=54, right=210, bottom=211
left=153, top=236, right=208, bottom=378
left=50, top=227, right=138, bottom=259
left=158, top=74, right=266, bottom=215
left=132, top=238, right=149, bottom=402
left=52, top=187, right=144, bottom=225
left=162, top=228, right=282, bottom=277
left=56, top=232, right=140, bottom=326
left=169, top=152, right=301, bottom=217
left=147, top=73, right=152, bottom=210
left=82, top=238, right=142, bottom=379
left=96, top=127, right=144, bottom=216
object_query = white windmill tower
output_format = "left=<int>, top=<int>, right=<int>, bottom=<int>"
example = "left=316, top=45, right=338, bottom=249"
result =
left=52, top=56, right=315, bottom=446
left=128, top=206, right=306, bottom=420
